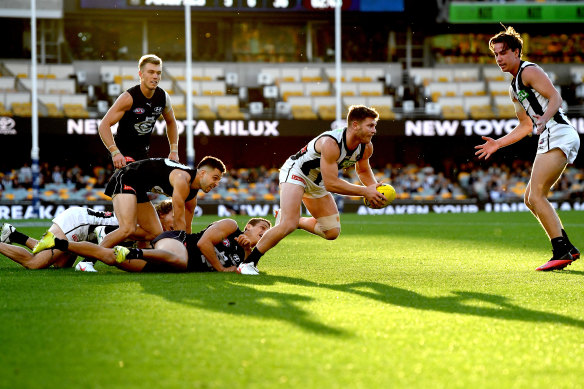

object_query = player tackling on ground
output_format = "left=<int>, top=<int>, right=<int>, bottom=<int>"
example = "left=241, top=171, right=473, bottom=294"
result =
left=475, top=26, right=580, bottom=271
left=239, top=105, right=387, bottom=274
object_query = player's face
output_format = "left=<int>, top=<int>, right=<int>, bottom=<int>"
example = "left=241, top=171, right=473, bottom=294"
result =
left=199, top=168, right=223, bottom=193
left=139, top=63, right=162, bottom=90
left=492, top=43, right=519, bottom=73
left=354, top=117, right=377, bottom=143
left=244, top=221, right=271, bottom=246
left=159, top=211, right=174, bottom=231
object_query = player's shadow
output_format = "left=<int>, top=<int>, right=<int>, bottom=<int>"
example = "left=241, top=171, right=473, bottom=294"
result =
left=233, top=275, right=584, bottom=330
left=137, top=275, right=350, bottom=337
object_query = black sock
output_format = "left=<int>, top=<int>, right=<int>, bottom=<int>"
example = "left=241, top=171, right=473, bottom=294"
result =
left=10, top=230, right=30, bottom=246
left=561, top=229, right=574, bottom=248
left=551, top=236, right=570, bottom=252
left=81, top=257, right=97, bottom=265
left=244, top=247, right=264, bottom=266
left=53, top=238, right=69, bottom=251
left=127, top=248, right=143, bottom=260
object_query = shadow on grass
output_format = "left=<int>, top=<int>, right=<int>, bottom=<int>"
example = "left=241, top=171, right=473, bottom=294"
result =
left=232, top=275, right=584, bottom=330
left=137, top=275, right=351, bottom=338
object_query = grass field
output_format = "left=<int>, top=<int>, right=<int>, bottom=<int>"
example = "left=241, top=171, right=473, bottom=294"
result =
left=1, top=211, right=584, bottom=389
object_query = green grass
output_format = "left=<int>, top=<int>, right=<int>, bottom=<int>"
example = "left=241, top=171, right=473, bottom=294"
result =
left=1, top=211, right=584, bottom=388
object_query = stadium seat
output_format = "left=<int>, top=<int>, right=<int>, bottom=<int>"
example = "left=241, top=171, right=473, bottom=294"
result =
left=280, top=68, right=301, bottom=83
left=464, top=96, right=493, bottom=119
left=204, top=67, right=224, bottom=81
left=363, top=67, right=385, bottom=82
left=300, top=67, right=323, bottom=82
left=201, top=81, right=226, bottom=96
left=494, top=96, right=516, bottom=118
left=324, top=67, right=346, bottom=83
left=488, top=81, right=510, bottom=96
left=177, top=80, right=201, bottom=95
left=0, top=102, right=11, bottom=117
left=439, top=96, right=467, bottom=119
left=358, top=82, right=384, bottom=96
left=279, top=82, right=304, bottom=101
left=0, top=77, right=16, bottom=92
left=12, top=102, right=32, bottom=117
left=452, top=67, right=479, bottom=82
left=483, top=66, right=512, bottom=81
left=458, top=81, right=486, bottom=96
left=336, top=82, right=358, bottom=96
left=304, top=82, right=330, bottom=96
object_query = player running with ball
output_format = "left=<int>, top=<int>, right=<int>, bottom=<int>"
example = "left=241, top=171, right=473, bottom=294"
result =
left=238, top=105, right=388, bottom=275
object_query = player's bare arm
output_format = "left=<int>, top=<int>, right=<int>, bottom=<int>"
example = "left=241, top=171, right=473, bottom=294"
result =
left=318, top=138, right=385, bottom=207
left=162, top=96, right=179, bottom=162
left=355, top=143, right=377, bottom=186
left=99, top=92, right=133, bottom=169
left=184, top=198, right=196, bottom=234
left=521, top=66, right=563, bottom=134
left=475, top=91, right=533, bottom=160
left=169, top=169, right=192, bottom=232
left=196, top=219, right=239, bottom=272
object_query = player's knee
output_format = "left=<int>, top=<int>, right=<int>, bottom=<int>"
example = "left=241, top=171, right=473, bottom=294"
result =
left=117, top=224, right=137, bottom=239
left=279, top=218, right=300, bottom=235
left=323, top=228, right=340, bottom=240
left=523, top=193, right=533, bottom=209
left=526, top=192, right=546, bottom=209
left=315, top=214, right=341, bottom=240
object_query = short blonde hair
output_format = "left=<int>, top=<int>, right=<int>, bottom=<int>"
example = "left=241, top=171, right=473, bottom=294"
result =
left=138, top=54, right=162, bottom=71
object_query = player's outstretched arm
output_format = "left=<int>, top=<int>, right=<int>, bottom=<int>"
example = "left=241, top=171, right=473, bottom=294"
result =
left=475, top=94, right=532, bottom=159
left=196, top=219, right=239, bottom=272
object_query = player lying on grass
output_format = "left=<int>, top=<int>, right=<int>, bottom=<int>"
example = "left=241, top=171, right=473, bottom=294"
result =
left=74, top=199, right=175, bottom=272
left=0, top=202, right=173, bottom=271
left=32, top=218, right=271, bottom=274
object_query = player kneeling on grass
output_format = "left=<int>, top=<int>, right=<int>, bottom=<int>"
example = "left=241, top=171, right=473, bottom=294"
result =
left=32, top=218, right=271, bottom=275
left=242, top=105, right=388, bottom=272
left=100, top=156, right=225, bottom=249
left=74, top=199, right=176, bottom=272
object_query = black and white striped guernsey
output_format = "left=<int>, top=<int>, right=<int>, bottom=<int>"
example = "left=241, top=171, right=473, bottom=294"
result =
left=510, top=60, right=571, bottom=132
left=286, top=127, right=366, bottom=186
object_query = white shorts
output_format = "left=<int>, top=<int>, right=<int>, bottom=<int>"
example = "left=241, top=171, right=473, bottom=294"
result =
left=279, top=159, right=329, bottom=199
left=52, top=207, right=118, bottom=242
left=537, top=124, right=580, bottom=164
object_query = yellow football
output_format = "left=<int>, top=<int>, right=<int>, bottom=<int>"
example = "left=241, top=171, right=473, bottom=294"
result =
left=364, top=184, right=397, bottom=208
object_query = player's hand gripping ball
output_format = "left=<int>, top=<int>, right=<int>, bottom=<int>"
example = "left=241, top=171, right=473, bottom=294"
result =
left=364, top=184, right=397, bottom=208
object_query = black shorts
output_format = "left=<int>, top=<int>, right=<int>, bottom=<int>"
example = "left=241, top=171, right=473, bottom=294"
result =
left=104, top=168, right=150, bottom=203
left=141, top=262, right=180, bottom=273
left=151, top=230, right=188, bottom=246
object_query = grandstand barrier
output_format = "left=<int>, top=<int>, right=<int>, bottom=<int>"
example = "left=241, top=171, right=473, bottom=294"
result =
left=2, top=116, right=584, bottom=138
left=1, top=199, right=584, bottom=220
